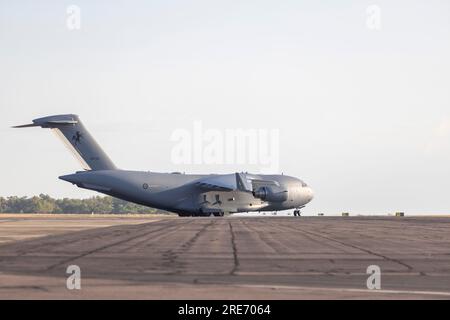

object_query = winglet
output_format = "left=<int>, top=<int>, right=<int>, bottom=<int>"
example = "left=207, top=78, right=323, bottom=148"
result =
left=235, top=172, right=253, bottom=192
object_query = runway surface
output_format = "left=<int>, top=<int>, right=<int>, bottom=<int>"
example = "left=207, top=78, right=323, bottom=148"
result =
left=0, top=215, right=449, bottom=299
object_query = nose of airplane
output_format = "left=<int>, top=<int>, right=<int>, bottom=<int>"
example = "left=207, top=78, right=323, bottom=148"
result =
left=304, top=187, right=314, bottom=203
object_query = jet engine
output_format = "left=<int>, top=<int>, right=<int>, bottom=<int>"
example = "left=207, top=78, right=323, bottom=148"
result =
left=253, top=186, right=288, bottom=202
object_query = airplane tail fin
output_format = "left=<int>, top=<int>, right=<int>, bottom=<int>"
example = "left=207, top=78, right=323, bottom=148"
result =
left=13, top=114, right=116, bottom=171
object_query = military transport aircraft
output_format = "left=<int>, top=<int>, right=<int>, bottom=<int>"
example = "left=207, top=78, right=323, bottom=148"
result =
left=14, top=115, right=314, bottom=217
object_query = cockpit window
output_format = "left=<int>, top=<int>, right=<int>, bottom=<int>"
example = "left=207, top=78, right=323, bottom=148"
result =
left=300, top=180, right=307, bottom=187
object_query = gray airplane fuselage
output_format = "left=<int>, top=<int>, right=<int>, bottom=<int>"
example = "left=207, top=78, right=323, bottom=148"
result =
left=60, top=170, right=314, bottom=216
left=15, top=114, right=314, bottom=217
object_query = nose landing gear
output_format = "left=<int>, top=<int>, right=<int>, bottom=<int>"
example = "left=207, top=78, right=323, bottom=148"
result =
left=293, top=209, right=301, bottom=217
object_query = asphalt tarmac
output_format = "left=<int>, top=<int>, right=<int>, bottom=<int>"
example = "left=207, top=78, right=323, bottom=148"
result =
left=0, top=215, right=449, bottom=299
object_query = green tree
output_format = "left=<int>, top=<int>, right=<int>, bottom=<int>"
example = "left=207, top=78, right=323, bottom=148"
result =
left=0, top=194, right=166, bottom=214
left=32, top=194, right=57, bottom=213
left=0, top=197, right=5, bottom=213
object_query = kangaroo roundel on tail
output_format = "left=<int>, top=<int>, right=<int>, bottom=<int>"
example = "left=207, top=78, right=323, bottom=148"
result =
left=14, top=114, right=116, bottom=171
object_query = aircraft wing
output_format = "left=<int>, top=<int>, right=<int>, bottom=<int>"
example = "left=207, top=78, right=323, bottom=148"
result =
left=194, top=173, right=244, bottom=192
left=193, top=173, right=279, bottom=193
left=250, top=179, right=280, bottom=187
left=194, top=177, right=235, bottom=191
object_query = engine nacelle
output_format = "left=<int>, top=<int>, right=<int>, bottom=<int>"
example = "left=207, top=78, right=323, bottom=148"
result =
left=253, top=186, right=288, bottom=202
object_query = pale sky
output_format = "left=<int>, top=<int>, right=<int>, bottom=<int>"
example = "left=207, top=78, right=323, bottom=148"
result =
left=1, top=0, right=450, bottom=215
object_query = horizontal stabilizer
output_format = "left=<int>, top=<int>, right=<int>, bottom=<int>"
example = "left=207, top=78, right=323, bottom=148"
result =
left=12, top=123, right=40, bottom=128
left=13, top=115, right=79, bottom=129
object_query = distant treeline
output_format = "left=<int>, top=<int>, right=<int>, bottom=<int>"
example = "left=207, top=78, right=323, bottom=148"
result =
left=0, top=194, right=164, bottom=214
